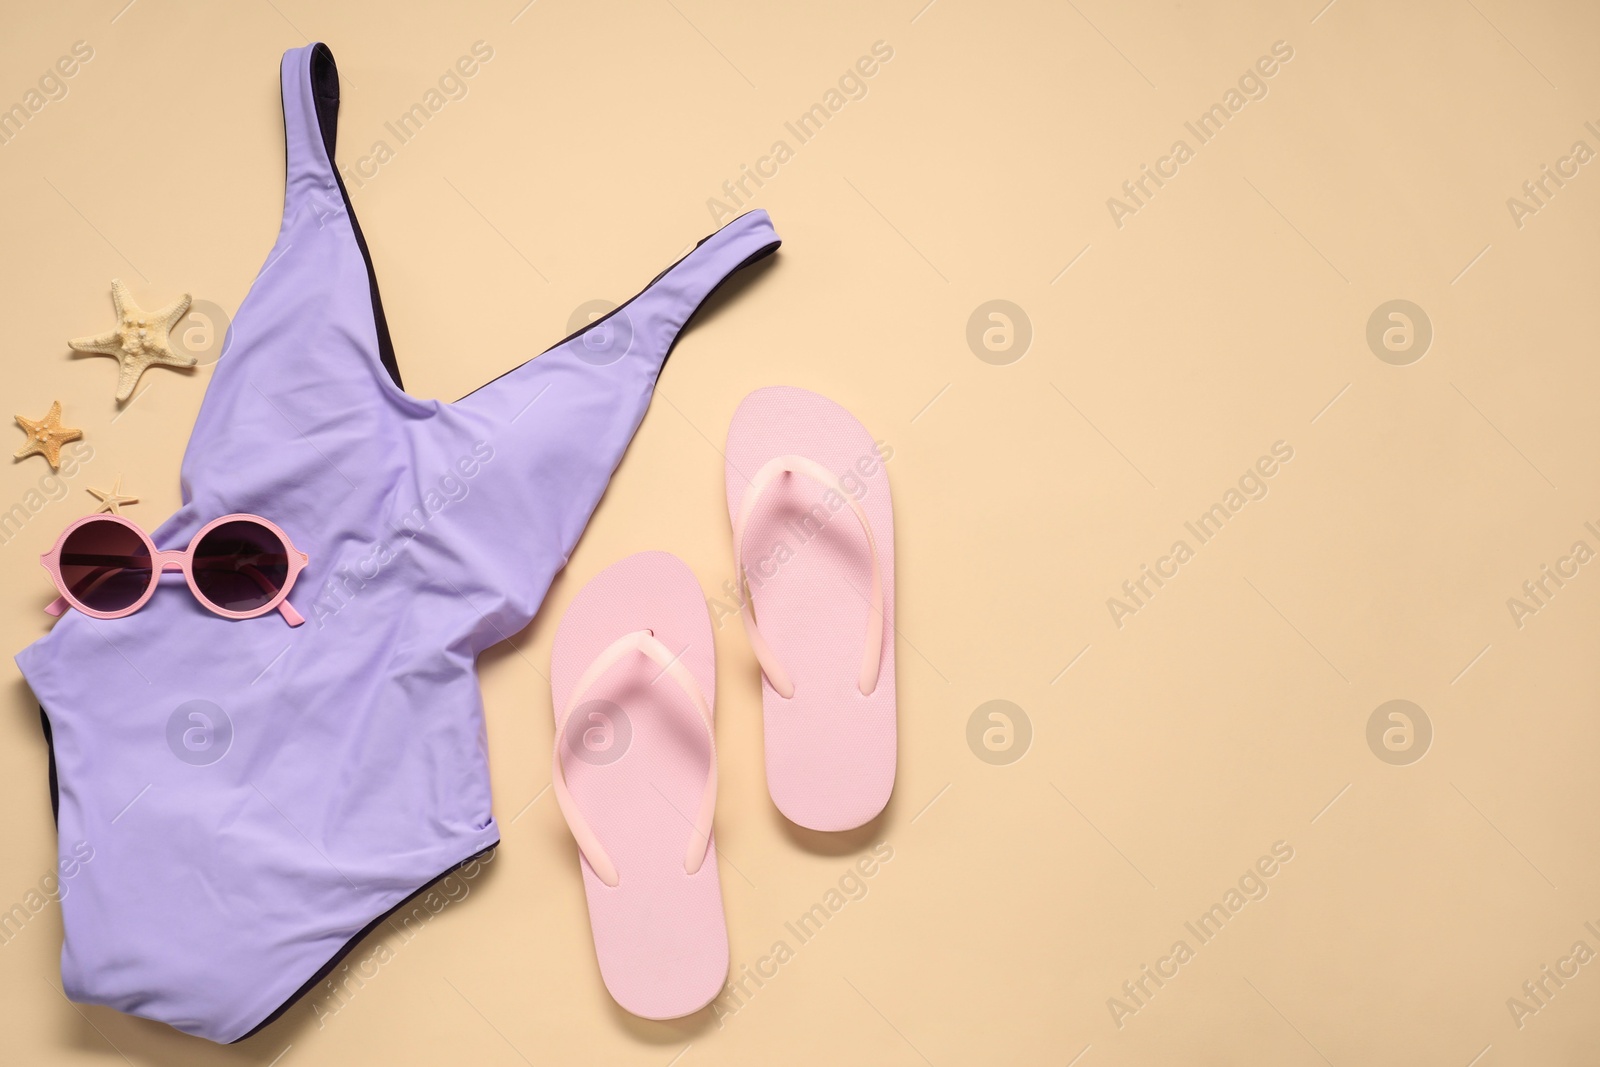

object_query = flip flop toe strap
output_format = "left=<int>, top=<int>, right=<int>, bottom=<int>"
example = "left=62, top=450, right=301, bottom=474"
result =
left=732, top=454, right=885, bottom=699
left=551, top=629, right=717, bottom=888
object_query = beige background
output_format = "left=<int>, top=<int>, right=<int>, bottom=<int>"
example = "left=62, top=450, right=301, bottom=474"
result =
left=2, top=0, right=1598, bottom=1063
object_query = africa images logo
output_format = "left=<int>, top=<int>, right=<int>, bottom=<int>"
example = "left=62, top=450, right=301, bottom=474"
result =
left=1106, top=441, right=1295, bottom=628
left=1104, top=41, right=1296, bottom=229
left=166, top=700, right=233, bottom=767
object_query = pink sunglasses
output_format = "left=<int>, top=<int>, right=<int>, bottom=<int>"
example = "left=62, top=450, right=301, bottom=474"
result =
left=41, top=513, right=309, bottom=627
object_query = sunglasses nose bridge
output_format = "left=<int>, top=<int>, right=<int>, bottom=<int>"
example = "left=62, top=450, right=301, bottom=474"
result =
left=154, top=551, right=187, bottom=570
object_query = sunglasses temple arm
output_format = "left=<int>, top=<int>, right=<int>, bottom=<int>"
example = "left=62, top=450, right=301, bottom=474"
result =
left=45, top=597, right=67, bottom=618
left=235, top=562, right=305, bottom=627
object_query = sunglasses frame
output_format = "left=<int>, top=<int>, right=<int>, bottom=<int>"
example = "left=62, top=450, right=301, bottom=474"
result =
left=40, top=513, right=309, bottom=626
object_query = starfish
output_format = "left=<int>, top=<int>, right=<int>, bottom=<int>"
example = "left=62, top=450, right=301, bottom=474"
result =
left=14, top=401, right=83, bottom=470
left=87, top=475, right=138, bottom=514
left=69, top=278, right=195, bottom=401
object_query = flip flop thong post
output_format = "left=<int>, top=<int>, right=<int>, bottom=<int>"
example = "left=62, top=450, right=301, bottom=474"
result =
left=725, top=386, right=897, bottom=831
left=549, top=551, right=727, bottom=1019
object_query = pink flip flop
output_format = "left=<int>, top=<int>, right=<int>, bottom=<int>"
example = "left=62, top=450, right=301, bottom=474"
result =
left=724, top=386, right=897, bottom=831
left=549, top=551, right=727, bottom=1019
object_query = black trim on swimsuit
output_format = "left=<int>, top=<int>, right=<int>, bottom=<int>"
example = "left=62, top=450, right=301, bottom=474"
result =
left=40, top=706, right=58, bottom=826
left=233, top=841, right=499, bottom=1042
left=301, top=44, right=404, bottom=390
left=662, top=240, right=779, bottom=366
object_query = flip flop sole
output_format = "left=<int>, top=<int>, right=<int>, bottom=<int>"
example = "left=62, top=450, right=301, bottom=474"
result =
left=550, top=551, right=727, bottom=1019
left=725, top=386, right=897, bottom=831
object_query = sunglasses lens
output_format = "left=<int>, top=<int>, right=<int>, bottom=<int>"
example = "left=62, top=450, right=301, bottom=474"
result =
left=59, top=521, right=154, bottom=613
left=191, top=520, right=291, bottom=613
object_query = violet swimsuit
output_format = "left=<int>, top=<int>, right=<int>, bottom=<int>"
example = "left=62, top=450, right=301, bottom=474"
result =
left=14, top=44, right=779, bottom=1042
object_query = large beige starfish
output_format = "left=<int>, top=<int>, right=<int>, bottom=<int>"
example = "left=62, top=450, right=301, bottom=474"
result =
left=69, top=279, right=195, bottom=401
left=14, top=401, right=83, bottom=470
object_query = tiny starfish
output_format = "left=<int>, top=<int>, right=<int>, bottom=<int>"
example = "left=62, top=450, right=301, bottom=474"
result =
left=14, top=401, right=83, bottom=470
left=87, top=475, right=138, bottom=515
left=69, top=278, right=195, bottom=401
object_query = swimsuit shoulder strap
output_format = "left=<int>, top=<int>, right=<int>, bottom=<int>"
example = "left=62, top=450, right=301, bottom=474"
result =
left=277, top=44, right=403, bottom=387
left=454, top=209, right=780, bottom=414
left=280, top=44, right=339, bottom=208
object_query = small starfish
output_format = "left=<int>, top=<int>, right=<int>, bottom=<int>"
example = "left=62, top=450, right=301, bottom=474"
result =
left=69, top=278, right=195, bottom=401
left=87, top=475, right=138, bottom=515
left=14, top=401, right=83, bottom=470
